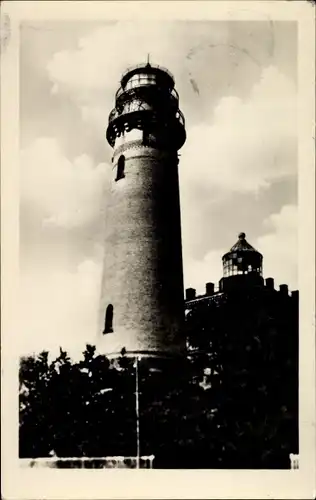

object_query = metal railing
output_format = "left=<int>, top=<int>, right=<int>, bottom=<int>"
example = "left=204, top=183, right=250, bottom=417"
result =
left=115, top=84, right=179, bottom=103
left=121, top=62, right=174, bottom=83
left=108, top=107, right=185, bottom=128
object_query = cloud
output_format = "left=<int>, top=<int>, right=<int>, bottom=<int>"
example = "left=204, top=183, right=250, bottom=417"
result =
left=45, top=21, right=278, bottom=129
left=19, top=258, right=103, bottom=359
left=184, top=250, right=225, bottom=296
left=180, top=65, right=296, bottom=197
left=19, top=137, right=110, bottom=358
left=179, top=64, right=297, bottom=269
left=257, top=204, right=298, bottom=290
left=45, top=22, right=206, bottom=130
left=46, top=22, right=222, bottom=92
left=20, top=137, right=110, bottom=229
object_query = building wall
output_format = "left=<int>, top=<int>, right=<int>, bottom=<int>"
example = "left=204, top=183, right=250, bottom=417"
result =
left=185, top=285, right=299, bottom=467
left=98, top=143, right=185, bottom=356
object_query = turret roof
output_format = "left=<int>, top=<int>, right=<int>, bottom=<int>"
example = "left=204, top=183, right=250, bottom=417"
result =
left=221, top=233, right=263, bottom=261
left=229, top=232, right=258, bottom=252
left=120, top=62, right=174, bottom=88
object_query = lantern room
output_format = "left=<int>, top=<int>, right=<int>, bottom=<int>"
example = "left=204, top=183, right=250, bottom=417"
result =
left=106, top=62, right=185, bottom=151
left=222, top=232, right=263, bottom=277
left=220, top=233, right=264, bottom=292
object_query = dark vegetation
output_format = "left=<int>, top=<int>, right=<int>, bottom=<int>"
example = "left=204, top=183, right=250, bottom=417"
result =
left=19, top=288, right=298, bottom=468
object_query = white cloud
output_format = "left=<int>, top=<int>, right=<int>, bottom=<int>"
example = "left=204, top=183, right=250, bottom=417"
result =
left=46, top=22, right=189, bottom=128
left=46, top=22, right=224, bottom=94
left=19, top=137, right=110, bottom=357
left=179, top=64, right=297, bottom=277
left=20, top=137, right=110, bottom=229
left=184, top=250, right=224, bottom=296
left=180, top=65, right=296, bottom=196
left=257, top=204, right=298, bottom=290
left=45, top=22, right=254, bottom=129
left=19, top=258, right=103, bottom=359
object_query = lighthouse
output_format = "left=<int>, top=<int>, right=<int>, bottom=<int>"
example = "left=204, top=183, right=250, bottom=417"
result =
left=98, top=62, right=186, bottom=358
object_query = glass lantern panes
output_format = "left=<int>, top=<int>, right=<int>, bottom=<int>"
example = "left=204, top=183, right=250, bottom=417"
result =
left=125, top=73, right=157, bottom=90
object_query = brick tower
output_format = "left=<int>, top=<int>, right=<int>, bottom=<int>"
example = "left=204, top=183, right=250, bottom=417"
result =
left=98, top=62, right=186, bottom=358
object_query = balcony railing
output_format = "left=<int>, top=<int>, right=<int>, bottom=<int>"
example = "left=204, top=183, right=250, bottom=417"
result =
left=108, top=107, right=185, bottom=128
left=115, top=84, right=179, bottom=104
left=121, top=62, right=174, bottom=84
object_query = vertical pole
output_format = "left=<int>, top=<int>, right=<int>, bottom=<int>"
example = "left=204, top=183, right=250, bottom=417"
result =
left=135, top=356, right=140, bottom=469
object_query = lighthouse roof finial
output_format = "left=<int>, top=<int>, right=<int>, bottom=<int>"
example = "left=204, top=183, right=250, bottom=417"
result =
left=228, top=232, right=260, bottom=254
left=146, top=53, right=151, bottom=67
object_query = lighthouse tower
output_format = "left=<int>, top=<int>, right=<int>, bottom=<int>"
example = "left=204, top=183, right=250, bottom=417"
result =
left=98, top=62, right=186, bottom=358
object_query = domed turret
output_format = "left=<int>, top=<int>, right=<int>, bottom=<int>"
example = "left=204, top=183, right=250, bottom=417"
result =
left=223, top=232, right=263, bottom=277
left=220, top=233, right=264, bottom=292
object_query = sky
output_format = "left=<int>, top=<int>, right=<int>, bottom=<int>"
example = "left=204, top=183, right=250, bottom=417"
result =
left=19, top=20, right=298, bottom=358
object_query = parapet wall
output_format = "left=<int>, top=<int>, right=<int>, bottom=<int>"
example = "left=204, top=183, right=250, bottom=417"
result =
left=185, top=277, right=299, bottom=303
left=20, top=456, right=154, bottom=469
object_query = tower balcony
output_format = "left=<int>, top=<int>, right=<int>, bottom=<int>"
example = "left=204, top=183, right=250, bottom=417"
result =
left=106, top=62, right=186, bottom=150
left=106, top=108, right=186, bottom=150
left=108, top=107, right=185, bottom=127
left=115, top=85, right=179, bottom=110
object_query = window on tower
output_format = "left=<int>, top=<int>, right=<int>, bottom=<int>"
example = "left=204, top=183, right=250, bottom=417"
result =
left=103, top=304, right=114, bottom=334
left=116, top=155, right=125, bottom=181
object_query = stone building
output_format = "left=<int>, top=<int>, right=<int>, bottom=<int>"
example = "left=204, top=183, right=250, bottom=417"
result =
left=185, top=233, right=299, bottom=468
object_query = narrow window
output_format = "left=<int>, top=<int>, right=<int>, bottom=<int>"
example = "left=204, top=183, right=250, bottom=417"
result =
left=103, top=304, right=113, bottom=334
left=115, top=155, right=125, bottom=181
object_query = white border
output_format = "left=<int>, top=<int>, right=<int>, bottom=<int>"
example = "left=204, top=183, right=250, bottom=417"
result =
left=1, top=1, right=315, bottom=499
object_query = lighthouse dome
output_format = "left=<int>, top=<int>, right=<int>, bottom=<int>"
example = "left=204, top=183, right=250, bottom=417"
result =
left=222, top=232, right=263, bottom=278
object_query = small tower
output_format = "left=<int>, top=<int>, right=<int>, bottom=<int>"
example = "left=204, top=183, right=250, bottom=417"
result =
left=98, top=62, right=186, bottom=357
left=219, top=232, right=264, bottom=292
